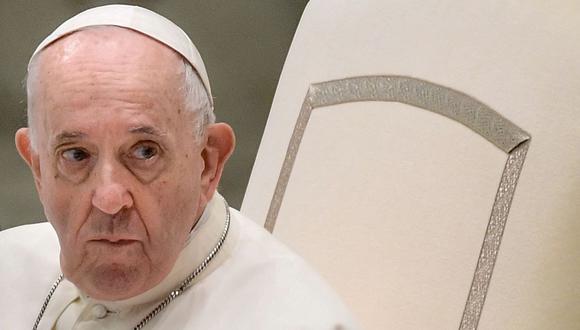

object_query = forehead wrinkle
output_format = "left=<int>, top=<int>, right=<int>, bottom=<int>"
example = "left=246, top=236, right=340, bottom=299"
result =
left=42, top=69, right=176, bottom=115
left=47, top=61, right=174, bottom=89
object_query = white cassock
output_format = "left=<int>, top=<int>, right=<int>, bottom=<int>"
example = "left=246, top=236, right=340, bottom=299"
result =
left=0, top=193, right=358, bottom=329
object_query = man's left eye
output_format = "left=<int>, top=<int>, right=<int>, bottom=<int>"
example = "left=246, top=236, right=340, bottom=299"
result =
left=131, top=144, right=159, bottom=160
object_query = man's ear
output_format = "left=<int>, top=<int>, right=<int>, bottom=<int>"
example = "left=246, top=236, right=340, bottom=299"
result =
left=15, top=128, right=42, bottom=191
left=199, top=123, right=235, bottom=206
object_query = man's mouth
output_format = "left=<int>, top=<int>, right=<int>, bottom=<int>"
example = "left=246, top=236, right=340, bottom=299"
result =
left=89, top=238, right=139, bottom=246
left=104, top=239, right=135, bottom=246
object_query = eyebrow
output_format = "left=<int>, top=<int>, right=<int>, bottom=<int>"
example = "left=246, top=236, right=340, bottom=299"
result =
left=51, top=126, right=166, bottom=148
left=55, top=131, right=87, bottom=143
left=128, top=125, right=167, bottom=137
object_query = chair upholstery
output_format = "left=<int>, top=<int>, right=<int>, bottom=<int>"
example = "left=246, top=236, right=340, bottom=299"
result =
left=242, top=1, right=580, bottom=329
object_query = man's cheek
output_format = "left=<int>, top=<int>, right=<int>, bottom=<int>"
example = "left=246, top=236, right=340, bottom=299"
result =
left=45, top=189, right=83, bottom=242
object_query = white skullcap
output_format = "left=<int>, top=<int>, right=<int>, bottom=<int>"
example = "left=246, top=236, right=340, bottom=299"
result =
left=29, top=4, right=213, bottom=108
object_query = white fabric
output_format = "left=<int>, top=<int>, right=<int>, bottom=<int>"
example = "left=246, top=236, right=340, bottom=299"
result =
left=29, top=4, right=213, bottom=108
left=0, top=194, right=357, bottom=329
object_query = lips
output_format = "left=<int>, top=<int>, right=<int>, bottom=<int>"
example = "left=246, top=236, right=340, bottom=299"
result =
left=96, top=239, right=136, bottom=246
left=88, top=238, right=140, bottom=246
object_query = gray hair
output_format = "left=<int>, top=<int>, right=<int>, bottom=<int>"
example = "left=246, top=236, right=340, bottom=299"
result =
left=26, top=48, right=214, bottom=150
left=182, top=59, right=216, bottom=138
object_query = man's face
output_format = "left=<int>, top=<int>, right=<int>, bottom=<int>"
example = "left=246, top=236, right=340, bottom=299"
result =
left=24, top=27, right=209, bottom=300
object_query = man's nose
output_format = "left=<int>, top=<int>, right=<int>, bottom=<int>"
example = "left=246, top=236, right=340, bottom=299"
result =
left=91, top=162, right=134, bottom=215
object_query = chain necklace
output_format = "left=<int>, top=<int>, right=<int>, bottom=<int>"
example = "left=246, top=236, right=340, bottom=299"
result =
left=33, top=199, right=231, bottom=330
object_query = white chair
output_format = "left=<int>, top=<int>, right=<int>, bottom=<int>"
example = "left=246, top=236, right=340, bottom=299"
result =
left=242, top=1, right=580, bottom=329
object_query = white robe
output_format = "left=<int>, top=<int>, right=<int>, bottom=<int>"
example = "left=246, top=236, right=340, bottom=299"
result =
left=0, top=194, right=357, bottom=329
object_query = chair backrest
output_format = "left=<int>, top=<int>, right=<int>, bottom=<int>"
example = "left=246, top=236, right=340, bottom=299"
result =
left=242, top=1, right=580, bottom=329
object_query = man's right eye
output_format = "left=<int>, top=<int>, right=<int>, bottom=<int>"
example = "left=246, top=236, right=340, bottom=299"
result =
left=62, top=148, right=90, bottom=162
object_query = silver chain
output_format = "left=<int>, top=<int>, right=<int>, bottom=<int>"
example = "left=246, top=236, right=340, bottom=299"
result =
left=33, top=274, right=64, bottom=330
left=33, top=199, right=231, bottom=330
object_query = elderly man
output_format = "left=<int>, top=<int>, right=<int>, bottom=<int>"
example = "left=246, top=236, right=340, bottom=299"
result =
left=0, top=5, right=356, bottom=329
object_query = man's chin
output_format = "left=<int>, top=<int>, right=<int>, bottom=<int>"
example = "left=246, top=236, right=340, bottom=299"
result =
left=75, top=263, right=149, bottom=301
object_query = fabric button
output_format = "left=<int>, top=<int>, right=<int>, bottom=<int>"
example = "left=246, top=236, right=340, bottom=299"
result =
left=91, top=304, right=108, bottom=319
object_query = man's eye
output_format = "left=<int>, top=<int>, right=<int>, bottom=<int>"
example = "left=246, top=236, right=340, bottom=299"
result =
left=131, top=144, right=159, bottom=160
left=62, top=148, right=90, bottom=162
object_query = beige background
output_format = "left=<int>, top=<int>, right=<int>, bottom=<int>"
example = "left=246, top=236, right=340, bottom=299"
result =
left=0, top=0, right=308, bottom=230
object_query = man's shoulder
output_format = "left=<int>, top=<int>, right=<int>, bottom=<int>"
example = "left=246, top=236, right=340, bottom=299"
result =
left=0, top=222, right=62, bottom=327
left=0, top=222, right=61, bottom=276
left=208, top=209, right=358, bottom=329
left=230, top=208, right=316, bottom=269
left=0, top=221, right=55, bottom=236
left=0, top=222, right=60, bottom=255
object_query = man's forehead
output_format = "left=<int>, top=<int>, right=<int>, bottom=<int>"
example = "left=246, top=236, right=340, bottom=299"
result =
left=30, top=4, right=213, bottom=109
